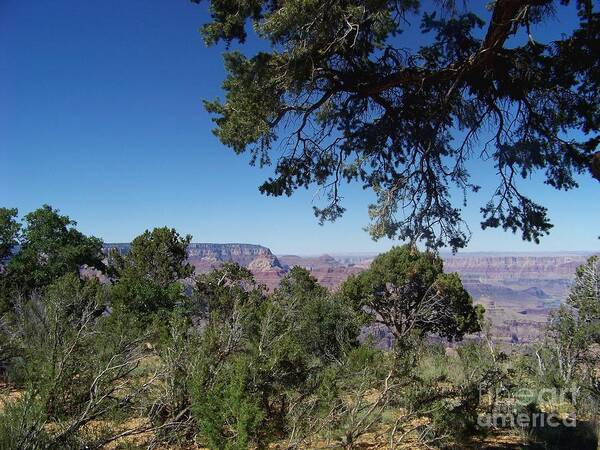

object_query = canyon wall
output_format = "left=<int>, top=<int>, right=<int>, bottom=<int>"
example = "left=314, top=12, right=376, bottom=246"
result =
left=104, top=243, right=597, bottom=343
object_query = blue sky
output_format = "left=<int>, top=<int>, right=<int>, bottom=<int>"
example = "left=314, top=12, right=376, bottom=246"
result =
left=1, top=1, right=598, bottom=255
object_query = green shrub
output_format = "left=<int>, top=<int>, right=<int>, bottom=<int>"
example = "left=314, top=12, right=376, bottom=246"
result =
left=0, top=274, right=150, bottom=448
left=0, top=393, right=50, bottom=450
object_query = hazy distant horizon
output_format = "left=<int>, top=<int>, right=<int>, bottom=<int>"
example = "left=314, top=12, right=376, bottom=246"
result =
left=103, top=241, right=600, bottom=259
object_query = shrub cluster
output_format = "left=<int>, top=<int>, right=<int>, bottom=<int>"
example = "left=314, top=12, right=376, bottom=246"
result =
left=1, top=205, right=599, bottom=449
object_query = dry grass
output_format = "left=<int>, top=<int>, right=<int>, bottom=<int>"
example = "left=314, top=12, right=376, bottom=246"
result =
left=0, top=381, right=548, bottom=450
left=0, top=382, right=23, bottom=411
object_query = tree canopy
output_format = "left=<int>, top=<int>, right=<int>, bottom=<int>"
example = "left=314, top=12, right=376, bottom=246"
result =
left=340, top=245, right=483, bottom=346
left=1, top=205, right=104, bottom=297
left=0, top=207, right=20, bottom=264
left=539, top=256, right=599, bottom=388
left=110, top=227, right=194, bottom=317
left=194, top=0, right=599, bottom=250
left=111, top=227, right=193, bottom=288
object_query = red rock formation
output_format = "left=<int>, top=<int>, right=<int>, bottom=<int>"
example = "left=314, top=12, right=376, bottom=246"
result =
left=103, top=243, right=596, bottom=343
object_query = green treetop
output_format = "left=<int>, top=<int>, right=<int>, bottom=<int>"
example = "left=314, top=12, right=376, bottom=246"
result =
left=110, top=227, right=193, bottom=317
left=2, top=205, right=104, bottom=297
left=0, top=208, right=20, bottom=264
left=340, top=245, right=483, bottom=348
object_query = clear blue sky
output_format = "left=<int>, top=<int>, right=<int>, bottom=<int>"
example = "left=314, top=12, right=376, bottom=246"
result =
left=1, top=1, right=598, bottom=255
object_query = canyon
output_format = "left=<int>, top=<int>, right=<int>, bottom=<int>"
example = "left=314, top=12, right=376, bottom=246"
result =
left=104, top=243, right=597, bottom=344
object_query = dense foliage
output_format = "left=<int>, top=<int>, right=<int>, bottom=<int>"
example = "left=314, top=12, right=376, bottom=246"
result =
left=0, top=208, right=20, bottom=264
left=0, top=205, right=105, bottom=314
left=538, top=256, right=600, bottom=395
left=1, top=205, right=599, bottom=449
left=110, top=227, right=193, bottom=318
left=341, top=245, right=484, bottom=347
left=0, top=274, right=148, bottom=449
left=193, top=0, right=599, bottom=250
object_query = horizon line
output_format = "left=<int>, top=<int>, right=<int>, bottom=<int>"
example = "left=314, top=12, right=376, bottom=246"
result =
left=102, top=242, right=599, bottom=257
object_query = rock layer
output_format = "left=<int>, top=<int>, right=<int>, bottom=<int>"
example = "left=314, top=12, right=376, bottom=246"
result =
left=104, top=243, right=597, bottom=343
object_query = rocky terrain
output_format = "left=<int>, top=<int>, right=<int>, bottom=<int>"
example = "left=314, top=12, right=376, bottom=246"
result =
left=278, top=254, right=364, bottom=289
left=104, top=243, right=287, bottom=288
left=439, top=253, right=593, bottom=343
left=104, top=243, right=597, bottom=343
left=307, top=252, right=593, bottom=343
left=186, top=243, right=287, bottom=287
